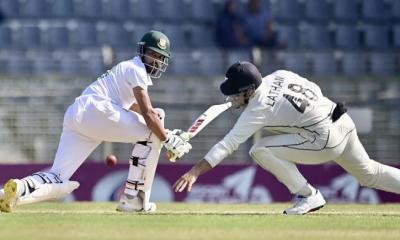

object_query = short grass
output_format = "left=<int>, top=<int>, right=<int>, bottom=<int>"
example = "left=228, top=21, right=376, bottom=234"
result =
left=0, top=202, right=399, bottom=240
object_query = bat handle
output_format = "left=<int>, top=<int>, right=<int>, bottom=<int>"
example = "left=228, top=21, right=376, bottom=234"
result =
left=167, top=151, right=178, bottom=162
left=167, top=132, right=192, bottom=162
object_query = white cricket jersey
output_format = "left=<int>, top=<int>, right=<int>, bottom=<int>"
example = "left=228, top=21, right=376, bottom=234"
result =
left=205, top=70, right=336, bottom=167
left=81, top=56, right=152, bottom=110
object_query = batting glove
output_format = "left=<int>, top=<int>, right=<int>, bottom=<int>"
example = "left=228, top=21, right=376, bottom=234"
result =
left=169, top=129, right=190, bottom=141
left=164, top=130, right=192, bottom=162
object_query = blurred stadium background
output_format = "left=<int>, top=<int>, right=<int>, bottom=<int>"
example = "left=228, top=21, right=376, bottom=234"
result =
left=0, top=0, right=398, bottom=167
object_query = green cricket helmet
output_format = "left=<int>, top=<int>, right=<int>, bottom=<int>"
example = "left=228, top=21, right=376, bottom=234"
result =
left=137, top=30, right=170, bottom=78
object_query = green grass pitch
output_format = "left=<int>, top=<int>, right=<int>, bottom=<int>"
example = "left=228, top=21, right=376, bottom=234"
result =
left=0, top=202, right=399, bottom=240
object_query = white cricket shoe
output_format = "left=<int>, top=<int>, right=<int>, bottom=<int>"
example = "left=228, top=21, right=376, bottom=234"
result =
left=116, top=192, right=157, bottom=213
left=0, top=179, right=21, bottom=213
left=116, top=194, right=144, bottom=212
left=283, top=190, right=326, bottom=215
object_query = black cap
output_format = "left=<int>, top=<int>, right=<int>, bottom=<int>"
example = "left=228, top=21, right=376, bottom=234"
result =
left=220, top=61, right=262, bottom=96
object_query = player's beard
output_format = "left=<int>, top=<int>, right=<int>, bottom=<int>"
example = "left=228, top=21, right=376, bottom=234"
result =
left=143, top=57, right=168, bottom=79
left=226, top=89, right=255, bottom=109
left=144, top=63, right=159, bottom=77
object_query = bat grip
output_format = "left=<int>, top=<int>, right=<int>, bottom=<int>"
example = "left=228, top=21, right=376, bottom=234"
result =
left=167, top=150, right=178, bottom=162
left=167, top=133, right=192, bottom=162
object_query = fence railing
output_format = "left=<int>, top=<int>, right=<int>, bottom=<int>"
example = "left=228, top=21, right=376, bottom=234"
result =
left=0, top=75, right=398, bottom=164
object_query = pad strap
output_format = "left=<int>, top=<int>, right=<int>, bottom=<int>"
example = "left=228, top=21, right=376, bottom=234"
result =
left=124, top=143, right=152, bottom=196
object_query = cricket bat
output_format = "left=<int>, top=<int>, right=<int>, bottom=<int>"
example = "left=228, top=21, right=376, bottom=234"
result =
left=168, top=101, right=233, bottom=162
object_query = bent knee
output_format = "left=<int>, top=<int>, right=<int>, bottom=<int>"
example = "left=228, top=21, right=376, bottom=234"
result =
left=249, top=144, right=273, bottom=161
left=358, top=172, right=379, bottom=187
left=358, top=174, right=378, bottom=187
left=355, top=163, right=380, bottom=187
left=249, top=144, right=263, bottom=158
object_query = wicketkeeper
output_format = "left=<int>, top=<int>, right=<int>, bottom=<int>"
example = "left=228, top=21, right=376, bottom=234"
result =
left=173, top=61, right=400, bottom=215
left=0, top=30, right=192, bottom=213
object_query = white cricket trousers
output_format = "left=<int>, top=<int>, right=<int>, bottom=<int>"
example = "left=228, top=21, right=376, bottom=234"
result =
left=250, top=113, right=400, bottom=195
left=50, top=95, right=156, bottom=180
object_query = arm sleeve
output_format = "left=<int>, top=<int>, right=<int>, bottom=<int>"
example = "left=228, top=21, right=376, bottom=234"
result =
left=204, top=108, right=266, bottom=167
left=125, top=65, right=149, bottom=90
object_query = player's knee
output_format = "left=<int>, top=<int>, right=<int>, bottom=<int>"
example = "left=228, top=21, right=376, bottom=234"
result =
left=249, top=144, right=261, bottom=159
left=358, top=173, right=377, bottom=188
left=249, top=142, right=269, bottom=155
left=154, top=108, right=165, bottom=121
left=356, top=162, right=380, bottom=187
left=249, top=144, right=272, bottom=163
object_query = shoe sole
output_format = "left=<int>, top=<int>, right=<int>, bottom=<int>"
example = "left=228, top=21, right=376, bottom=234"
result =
left=0, top=179, right=17, bottom=213
left=115, top=203, right=156, bottom=213
left=115, top=205, right=144, bottom=213
left=305, top=204, right=325, bottom=214
left=283, top=204, right=325, bottom=215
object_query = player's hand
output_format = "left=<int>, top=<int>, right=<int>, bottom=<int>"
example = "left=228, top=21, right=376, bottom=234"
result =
left=164, top=130, right=192, bottom=161
left=173, top=170, right=199, bottom=192
left=166, top=129, right=191, bottom=162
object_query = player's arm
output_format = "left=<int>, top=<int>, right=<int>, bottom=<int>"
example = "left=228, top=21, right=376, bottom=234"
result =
left=204, top=108, right=265, bottom=167
left=173, top=159, right=212, bottom=192
left=133, top=86, right=167, bottom=141
left=172, top=118, right=261, bottom=193
left=173, top=109, right=265, bottom=192
left=129, top=103, right=142, bottom=115
left=172, top=121, right=258, bottom=193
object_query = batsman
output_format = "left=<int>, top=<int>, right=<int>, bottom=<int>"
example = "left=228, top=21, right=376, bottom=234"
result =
left=174, top=61, right=400, bottom=215
left=0, top=30, right=191, bottom=213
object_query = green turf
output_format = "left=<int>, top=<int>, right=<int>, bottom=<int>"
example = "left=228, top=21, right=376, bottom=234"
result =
left=0, top=202, right=399, bottom=240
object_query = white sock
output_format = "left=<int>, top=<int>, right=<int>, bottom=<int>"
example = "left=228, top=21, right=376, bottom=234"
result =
left=296, top=183, right=317, bottom=197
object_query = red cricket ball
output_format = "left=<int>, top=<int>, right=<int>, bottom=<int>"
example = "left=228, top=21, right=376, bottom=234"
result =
left=105, top=154, right=118, bottom=167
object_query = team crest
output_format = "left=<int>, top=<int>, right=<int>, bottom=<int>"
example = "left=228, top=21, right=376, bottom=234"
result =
left=158, top=38, right=167, bottom=49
